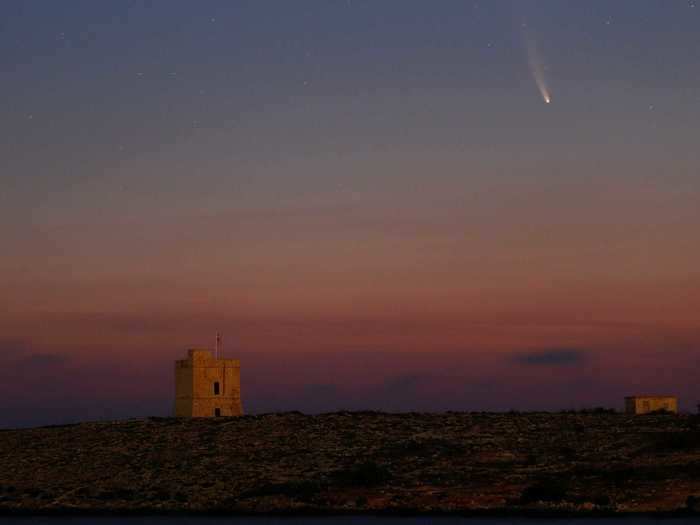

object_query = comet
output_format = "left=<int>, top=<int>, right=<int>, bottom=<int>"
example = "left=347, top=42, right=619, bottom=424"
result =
left=523, top=25, right=551, bottom=104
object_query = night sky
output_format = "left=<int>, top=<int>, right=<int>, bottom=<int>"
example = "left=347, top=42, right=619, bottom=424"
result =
left=2, top=1, right=699, bottom=427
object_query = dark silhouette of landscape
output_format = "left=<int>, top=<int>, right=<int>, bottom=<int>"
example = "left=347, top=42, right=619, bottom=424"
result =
left=1, top=411, right=700, bottom=516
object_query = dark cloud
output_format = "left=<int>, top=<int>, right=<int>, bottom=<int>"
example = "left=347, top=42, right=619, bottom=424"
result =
left=0, top=341, right=69, bottom=367
left=0, top=340, right=32, bottom=362
left=512, top=348, right=588, bottom=366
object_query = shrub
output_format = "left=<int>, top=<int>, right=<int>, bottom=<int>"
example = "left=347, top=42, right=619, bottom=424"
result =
left=240, top=480, right=324, bottom=502
left=649, top=431, right=700, bottom=452
left=559, top=446, right=577, bottom=461
left=519, top=480, right=568, bottom=504
left=593, top=494, right=611, bottom=506
left=382, top=438, right=465, bottom=460
left=333, top=461, right=391, bottom=487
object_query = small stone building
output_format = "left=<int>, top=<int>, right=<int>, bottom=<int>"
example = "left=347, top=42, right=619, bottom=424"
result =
left=175, top=349, right=243, bottom=417
left=625, top=396, right=678, bottom=415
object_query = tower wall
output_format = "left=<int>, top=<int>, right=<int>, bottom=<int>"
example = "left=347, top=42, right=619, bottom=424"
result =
left=624, top=396, right=678, bottom=415
left=175, top=349, right=243, bottom=417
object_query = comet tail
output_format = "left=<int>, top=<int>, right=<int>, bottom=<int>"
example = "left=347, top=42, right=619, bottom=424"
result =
left=524, top=29, right=551, bottom=104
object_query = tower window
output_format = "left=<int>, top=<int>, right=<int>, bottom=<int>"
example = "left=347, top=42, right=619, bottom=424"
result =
left=214, top=382, right=220, bottom=395
left=214, top=408, right=221, bottom=417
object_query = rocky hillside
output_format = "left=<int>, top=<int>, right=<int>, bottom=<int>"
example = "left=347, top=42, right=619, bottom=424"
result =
left=1, top=412, right=700, bottom=515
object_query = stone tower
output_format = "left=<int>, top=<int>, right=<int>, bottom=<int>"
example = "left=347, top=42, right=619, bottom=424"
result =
left=624, top=395, right=677, bottom=415
left=174, top=349, right=243, bottom=417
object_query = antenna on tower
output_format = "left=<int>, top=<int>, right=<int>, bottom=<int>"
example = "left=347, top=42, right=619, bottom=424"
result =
left=216, top=332, right=222, bottom=359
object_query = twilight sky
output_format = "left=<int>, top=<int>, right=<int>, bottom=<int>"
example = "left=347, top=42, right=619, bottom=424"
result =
left=2, top=1, right=699, bottom=427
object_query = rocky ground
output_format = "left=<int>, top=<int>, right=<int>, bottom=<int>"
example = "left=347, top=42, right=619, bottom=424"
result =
left=1, top=412, right=700, bottom=515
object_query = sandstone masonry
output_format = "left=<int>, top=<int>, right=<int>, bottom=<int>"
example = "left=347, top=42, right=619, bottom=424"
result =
left=175, top=349, right=242, bottom=417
